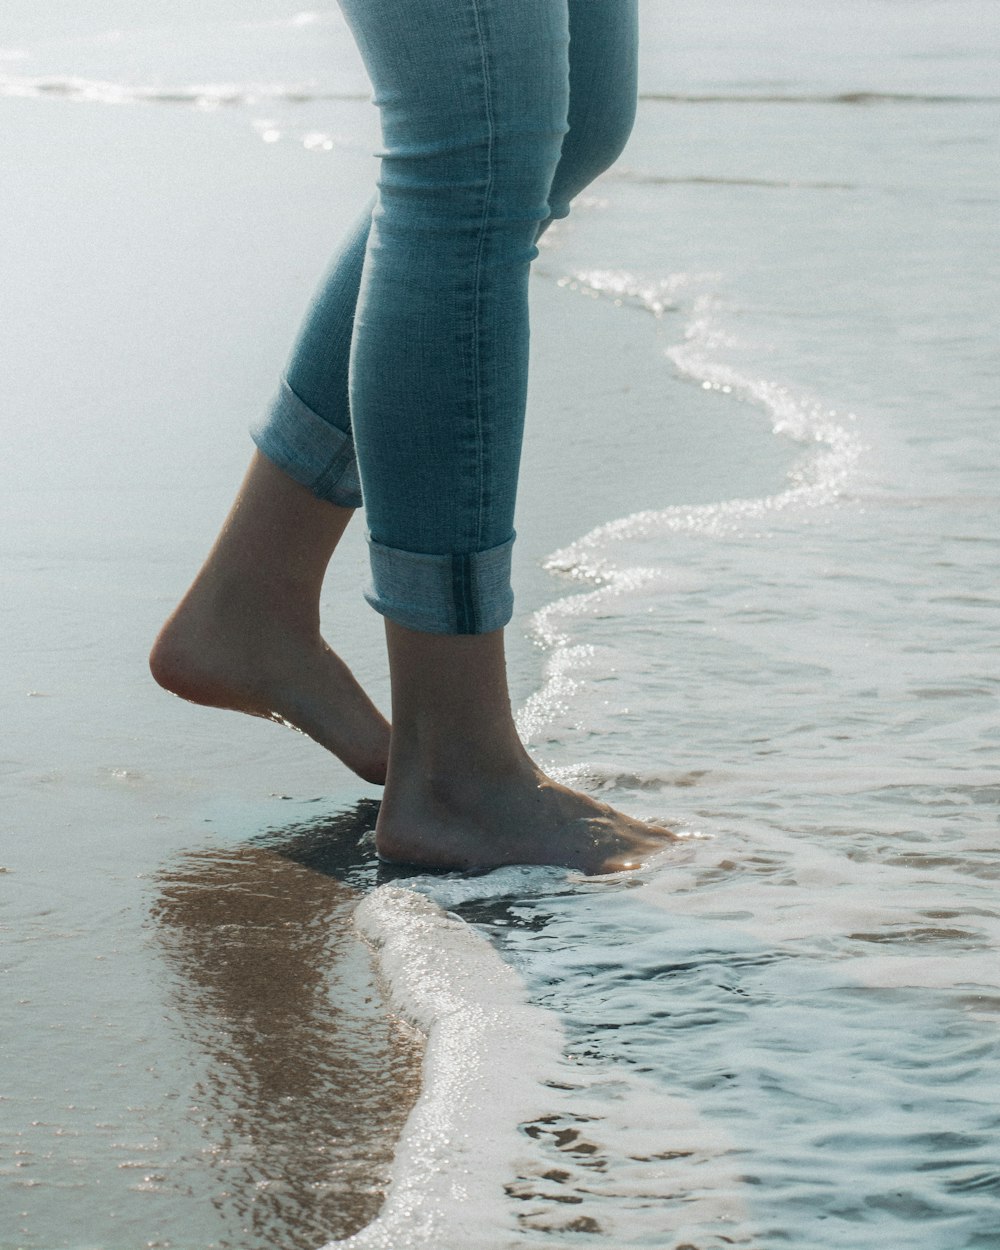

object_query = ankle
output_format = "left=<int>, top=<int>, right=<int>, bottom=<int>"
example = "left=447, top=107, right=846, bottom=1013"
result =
left=382, top=617, right=533, bottom=778
left=177, top=561, right=322, bottom=637
left=385, top=726, right=536, bottom=802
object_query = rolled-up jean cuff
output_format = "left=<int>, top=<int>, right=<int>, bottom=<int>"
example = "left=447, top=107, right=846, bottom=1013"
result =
left=364, top=532, right=515, bottom=635
left=250, top=377, right=363, bottom=509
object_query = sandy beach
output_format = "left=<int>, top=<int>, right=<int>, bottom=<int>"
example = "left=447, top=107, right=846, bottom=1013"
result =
left=4, top=3, right=1000, bottom=1248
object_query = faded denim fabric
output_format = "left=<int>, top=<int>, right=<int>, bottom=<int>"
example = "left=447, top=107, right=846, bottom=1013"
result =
left=251, top=0, right=639, bottom=633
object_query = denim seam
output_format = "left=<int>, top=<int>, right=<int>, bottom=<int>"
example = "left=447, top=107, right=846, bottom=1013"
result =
left=311, top=436, right=358, bottom=500
left=470, top=0, right=495, bottom=552
left=451, top=553, right=476, bottom=633
left=365, top=532, right=514, bottom=636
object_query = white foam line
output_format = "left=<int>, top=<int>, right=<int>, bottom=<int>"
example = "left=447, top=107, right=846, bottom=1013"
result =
left=0, top=73, right=366, bottom=107
left=323, top=885, right=566, bottom=1250
left=327, top=881, right=751, bottom=1248
left=517, top=270, right=867, bottom=737
left=546, top=290, right=863, bottom=586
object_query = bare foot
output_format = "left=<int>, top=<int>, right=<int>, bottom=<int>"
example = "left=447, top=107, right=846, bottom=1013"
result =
left=375, top=754, right=676, bottom=875
left=149, top=582, right=390, bottom=786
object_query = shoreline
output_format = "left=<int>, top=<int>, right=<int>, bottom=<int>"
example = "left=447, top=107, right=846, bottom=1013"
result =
left=4, top=76, right=801, bottom=1249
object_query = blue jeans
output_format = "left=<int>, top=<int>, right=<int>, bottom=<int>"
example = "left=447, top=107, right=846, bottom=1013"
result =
left=251, top=0, right=639, bottom=633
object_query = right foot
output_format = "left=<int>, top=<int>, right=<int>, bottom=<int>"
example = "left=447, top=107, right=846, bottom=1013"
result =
left=149, top=587, right=390, bottom=786
left=375, top=756, right=676, bottom=875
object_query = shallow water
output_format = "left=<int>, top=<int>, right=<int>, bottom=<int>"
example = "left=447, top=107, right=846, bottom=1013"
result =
left=3, top=2, right=999, bottom=1248
left=466, top=7, right=1000, bottom=1239
left=349, top=2, right=1000, bottom=1243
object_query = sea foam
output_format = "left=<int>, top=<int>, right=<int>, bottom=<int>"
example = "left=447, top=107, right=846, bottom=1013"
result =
left=324, top=881, right=566, bottom=1249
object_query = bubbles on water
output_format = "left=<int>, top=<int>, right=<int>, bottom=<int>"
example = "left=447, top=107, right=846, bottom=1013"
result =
left=556, top=267, right=701, bottom=317
left=253, top=119, right=282, bottom=143
left=107, top=767, right=144, bottom=783
left=302, top=130, right=335, bottom=152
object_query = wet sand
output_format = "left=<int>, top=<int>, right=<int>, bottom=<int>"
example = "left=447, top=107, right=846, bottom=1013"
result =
left=1, top=92, right=418, bottom=1249
left=149, top=807, right=424, bottom=1248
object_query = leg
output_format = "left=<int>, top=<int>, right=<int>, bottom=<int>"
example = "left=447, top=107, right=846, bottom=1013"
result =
left=343, top=0, right=571, bottom=631
left=542, top=0, right=641, bottom=235
left=338, top=0, right=672, bottom=870
left=149, top=451, right=390, bottom=785
left=150, top=151, right=385, bottom=782
left=250, top=0, right=640, bottom=491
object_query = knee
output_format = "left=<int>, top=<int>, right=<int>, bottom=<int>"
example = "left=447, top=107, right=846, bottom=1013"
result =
left=544, top=100, right=637, bottom=226
left=377, top=128, right=565, bottom=236
left=573, top=97, right=638, bottom=182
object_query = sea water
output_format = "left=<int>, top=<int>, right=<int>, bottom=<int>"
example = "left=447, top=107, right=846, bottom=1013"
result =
left=337, top=2, right=1000, bottom=1245
left=3, top=2, right=998, bottom=1248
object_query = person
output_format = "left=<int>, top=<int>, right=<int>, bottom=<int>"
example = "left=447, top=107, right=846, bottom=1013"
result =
left=149, top=0, right=673, bottom=874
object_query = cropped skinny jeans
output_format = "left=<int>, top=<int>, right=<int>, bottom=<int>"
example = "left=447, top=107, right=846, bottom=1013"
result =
left=251, top=0, right=639, bottom=634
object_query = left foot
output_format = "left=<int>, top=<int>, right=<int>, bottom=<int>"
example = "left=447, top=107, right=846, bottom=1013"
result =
left=150, top=580, right=390, bottom=785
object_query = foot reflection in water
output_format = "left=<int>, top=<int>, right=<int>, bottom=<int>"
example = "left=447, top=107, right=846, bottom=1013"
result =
left=150, top=800, right=424, bottom=1250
